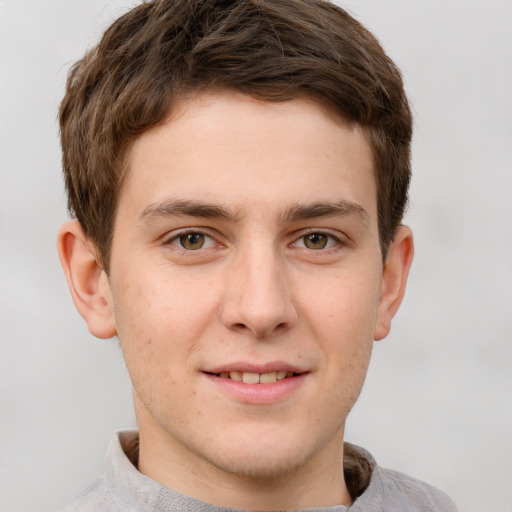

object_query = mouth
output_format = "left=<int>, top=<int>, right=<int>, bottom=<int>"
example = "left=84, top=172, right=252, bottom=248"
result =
left=203, top=365, right=309, bottom=404
left=205, top=370, right=302, bottom=384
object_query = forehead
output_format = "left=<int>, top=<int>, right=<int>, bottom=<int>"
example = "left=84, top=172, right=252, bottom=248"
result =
left=120, top=92, right=377, bottom=222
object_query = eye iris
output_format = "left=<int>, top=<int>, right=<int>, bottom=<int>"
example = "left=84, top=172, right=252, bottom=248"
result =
left=304, top=233, right=328, bottom=250
left=180, top=233, right=205, bottom=250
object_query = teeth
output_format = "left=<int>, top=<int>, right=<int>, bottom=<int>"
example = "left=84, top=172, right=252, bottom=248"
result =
left=221, top=370, right=295, bottom=384
left=242, top=372, right=260, bottom=384
left=259, top=372, right=277, bottom=384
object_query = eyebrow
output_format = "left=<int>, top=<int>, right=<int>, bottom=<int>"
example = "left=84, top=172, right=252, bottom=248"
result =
left=138, top=198, right=368, bottom=224
left=139, top=199, right=239, bottom=223
left=281, top=200, right=369, bottom=224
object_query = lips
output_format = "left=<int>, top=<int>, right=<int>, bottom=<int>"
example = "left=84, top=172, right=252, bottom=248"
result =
left=204, top=362, right=307, bottom=385
left=203, top=363, right=308, bottom=404
left=209, top=370, right=297, bottom=384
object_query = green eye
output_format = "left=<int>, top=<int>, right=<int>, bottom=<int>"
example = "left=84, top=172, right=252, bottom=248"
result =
left=303, top=233, right=329, bottom=250
left=179, top=233, right=205, bottom=250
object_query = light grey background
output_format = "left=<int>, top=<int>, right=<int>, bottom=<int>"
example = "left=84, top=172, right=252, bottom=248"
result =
left=1, top=1, right=511, bottom=511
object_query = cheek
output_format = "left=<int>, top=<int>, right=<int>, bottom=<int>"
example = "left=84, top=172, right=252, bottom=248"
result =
left=111, top=270, right=217, bottom=381
left=301, top=270, right=381, bottom=339
left=299, top=269, right=380, bottom=393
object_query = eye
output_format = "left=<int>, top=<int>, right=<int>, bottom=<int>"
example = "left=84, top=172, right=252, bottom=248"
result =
left=295, top=232, right=340, bottom=250
left=169, top=231, right=216, bottom=250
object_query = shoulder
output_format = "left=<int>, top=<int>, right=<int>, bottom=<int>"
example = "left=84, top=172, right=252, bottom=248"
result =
left=343, top=443, right=458, bottom=511
left=356, top=465, right=459, bottom=511
left=59, top=475, right=113, bottom=512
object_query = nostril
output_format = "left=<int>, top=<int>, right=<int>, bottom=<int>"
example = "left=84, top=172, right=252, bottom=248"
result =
left=229, top=321, right=288, bottom=337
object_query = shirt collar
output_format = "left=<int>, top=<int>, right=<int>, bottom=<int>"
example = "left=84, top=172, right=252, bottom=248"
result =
left=104, top=430, right=376, bottom=511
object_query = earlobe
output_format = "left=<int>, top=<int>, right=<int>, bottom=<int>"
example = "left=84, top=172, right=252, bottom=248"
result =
left=57, top=220, right=117, bottom=339
left=374, top=225, right=414, bottom=341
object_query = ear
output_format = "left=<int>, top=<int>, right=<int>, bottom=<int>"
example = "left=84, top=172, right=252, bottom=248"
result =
left=57, top=220, right=117, bottom=339
left=374, top=225, right=414, bottom=341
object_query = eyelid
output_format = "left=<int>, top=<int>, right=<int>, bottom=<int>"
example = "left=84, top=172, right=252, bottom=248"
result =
left=291, top=229, right=347, bottom=250
left=160, top=227, right=348, bottom=251
left=162, top=228, right=219, bottom=248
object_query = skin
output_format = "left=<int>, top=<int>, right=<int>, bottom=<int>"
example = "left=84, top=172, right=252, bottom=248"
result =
left=58, top=92, right=413, bottom=510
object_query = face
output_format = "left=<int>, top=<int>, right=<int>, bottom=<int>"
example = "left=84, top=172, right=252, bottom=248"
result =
left=107, top=92, right=387, bottom=485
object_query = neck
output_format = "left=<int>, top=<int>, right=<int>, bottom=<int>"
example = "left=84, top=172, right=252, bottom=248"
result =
left=136, top=420, right=352, bottom=510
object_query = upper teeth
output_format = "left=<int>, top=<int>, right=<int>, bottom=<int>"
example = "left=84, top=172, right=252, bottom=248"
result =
left=219, top=371, right=293, bottom=383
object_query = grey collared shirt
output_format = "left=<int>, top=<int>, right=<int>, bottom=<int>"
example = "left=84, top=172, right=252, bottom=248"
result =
left=60, top=431, right=458, bottom=511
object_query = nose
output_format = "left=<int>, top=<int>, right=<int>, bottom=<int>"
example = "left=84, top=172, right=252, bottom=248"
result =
left=221, top=243, right=298, bottom=339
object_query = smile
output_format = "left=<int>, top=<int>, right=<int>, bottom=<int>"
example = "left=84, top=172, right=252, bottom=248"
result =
left=208, top=371, right=299, bottom=384
left=203, top=362, right=309, bottom=403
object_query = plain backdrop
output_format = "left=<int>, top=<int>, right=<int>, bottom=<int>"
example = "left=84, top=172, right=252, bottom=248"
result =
left=0, top=1, right=511, bottom=511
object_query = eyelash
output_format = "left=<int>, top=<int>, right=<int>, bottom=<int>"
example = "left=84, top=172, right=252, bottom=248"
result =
left=163, top=229, right=218, bottom=251
left=163, top=229, right=345, bottom=252
left=291, top=230, right=343, bottom=251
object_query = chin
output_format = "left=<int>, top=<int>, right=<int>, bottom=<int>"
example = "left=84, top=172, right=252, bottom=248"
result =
left=195, top=427, right=325, bottom=480
left=208, top=447, right=310, bottom=480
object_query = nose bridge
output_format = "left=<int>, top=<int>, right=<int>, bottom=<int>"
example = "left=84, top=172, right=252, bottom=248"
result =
left=221, top=236, right=296, bottom=337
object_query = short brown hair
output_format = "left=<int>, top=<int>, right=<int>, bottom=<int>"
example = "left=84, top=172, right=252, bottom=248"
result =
left=60, top=0, right=412, bottom=271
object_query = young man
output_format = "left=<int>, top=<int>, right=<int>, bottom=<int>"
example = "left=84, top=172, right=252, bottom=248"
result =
left=57, top=0, right=458, bottom=510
